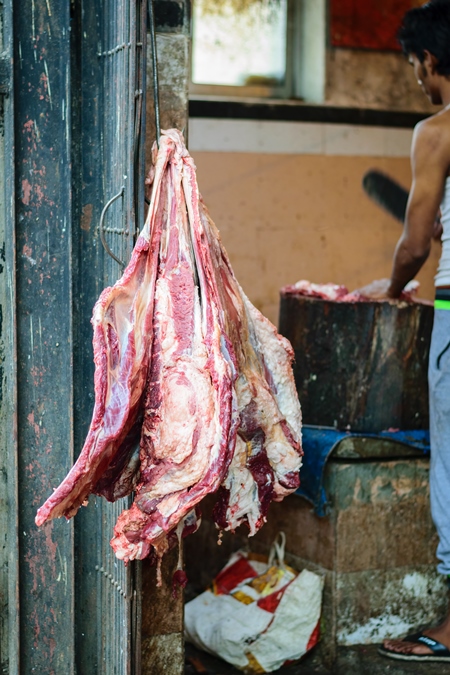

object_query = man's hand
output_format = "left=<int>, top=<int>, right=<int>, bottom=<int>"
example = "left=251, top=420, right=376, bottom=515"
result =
left=356, top=278, right=419, bottom=301
left=356, top=278, right=392, bottom=300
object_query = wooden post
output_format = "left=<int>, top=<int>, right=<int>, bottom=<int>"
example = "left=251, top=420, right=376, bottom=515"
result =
left=11, top=0, right=76, bottom=671
left=142, top=2, right=191, bottom=673
left=1, top=0, right=148, bottom=672
left=0, top=2, right=19, bottom=672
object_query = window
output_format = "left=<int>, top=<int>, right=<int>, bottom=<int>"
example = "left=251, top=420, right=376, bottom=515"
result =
left=190, top=0, right=326, bottom=103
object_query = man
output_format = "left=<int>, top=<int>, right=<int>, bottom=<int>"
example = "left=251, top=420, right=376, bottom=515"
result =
left=361, top=0, right=450, bottom=662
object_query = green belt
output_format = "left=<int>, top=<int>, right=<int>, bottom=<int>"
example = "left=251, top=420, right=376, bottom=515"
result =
left=435, top=299, right=450, bottom=310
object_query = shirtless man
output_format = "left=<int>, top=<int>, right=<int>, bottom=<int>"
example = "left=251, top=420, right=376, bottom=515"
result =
left=361, top=0, right=450, bottom=662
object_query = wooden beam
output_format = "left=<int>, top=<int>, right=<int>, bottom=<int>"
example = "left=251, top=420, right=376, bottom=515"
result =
left=12, top=0, right=75, bottom=670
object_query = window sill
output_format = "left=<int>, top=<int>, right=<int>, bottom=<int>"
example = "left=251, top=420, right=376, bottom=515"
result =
left=189, top=96, right=428, bottom=129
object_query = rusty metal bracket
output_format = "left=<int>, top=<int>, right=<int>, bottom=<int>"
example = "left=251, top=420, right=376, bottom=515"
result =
left=99, top=186, right=126, bottom=268
left=97, top=41, right=132, bottom=58
left=95, top=564, right=129, bottom=599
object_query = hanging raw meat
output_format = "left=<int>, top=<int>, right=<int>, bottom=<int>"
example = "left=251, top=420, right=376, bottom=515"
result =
left=36, top=130, right=303, bottom=565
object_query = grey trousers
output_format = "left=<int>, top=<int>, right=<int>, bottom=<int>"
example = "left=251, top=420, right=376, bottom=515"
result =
left=429, top=308, right=450, bottom=575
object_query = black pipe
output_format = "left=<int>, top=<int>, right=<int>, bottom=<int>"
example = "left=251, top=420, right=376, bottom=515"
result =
left=147, top=0, right=161, bottom=146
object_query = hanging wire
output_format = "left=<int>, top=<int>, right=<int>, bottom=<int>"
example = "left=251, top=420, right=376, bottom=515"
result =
left=147, top=0, right=161, bottom=146
left=99, top=186, right=126, bottom=268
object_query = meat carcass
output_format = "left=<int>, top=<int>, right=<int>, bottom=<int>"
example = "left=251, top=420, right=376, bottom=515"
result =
left=283, top=279, right=421, bottom=303
left=36, top=130, right=302, bottom=565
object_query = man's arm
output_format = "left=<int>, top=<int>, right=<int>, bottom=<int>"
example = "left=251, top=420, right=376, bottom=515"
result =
left=387, top=120, right=447, bottom=298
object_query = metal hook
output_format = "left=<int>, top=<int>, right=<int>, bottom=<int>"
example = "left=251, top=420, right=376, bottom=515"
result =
left=147, top=0, right=160, bottom=146
left=99, top=186, right=126, bottom=268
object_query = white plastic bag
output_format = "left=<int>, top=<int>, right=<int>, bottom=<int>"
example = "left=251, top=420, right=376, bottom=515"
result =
left=185, top=533, right=324, bottom=673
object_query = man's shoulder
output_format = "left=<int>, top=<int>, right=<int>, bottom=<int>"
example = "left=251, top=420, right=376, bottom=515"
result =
left=413, top=110, right=450, bottom=161
left=415, top=108, right=450, bottom=136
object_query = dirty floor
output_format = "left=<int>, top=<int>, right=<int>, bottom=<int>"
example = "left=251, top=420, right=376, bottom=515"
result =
left=185, top=642, right=450, bottom=674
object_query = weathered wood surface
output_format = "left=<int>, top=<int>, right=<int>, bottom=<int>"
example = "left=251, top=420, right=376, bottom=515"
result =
left=72, top=0, right=145, bottom=671
left=0, top=2, right=19, bottom=673
left=1, top=1, right=189, bottom=672
left=2, top=0, right=147, bottom=672
left=141, top=4, right=190, bottom=674
left=13, top=0, right=76, bottom=672
left=279, top=294, right=433, bottom=432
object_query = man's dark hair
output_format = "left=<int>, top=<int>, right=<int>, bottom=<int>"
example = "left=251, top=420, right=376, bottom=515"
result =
left=398, top=0, right=450, bottom=75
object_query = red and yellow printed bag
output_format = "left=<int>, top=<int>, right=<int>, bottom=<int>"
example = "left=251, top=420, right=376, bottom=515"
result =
left=185, top=533, right=324, bottom=673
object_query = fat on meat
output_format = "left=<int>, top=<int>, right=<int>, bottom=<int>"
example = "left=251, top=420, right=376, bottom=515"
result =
left=282, top=279, right=421, bottom=303
left=189, top=197, right=302, bottom=535
left=36, top=129, right=303, bottom=566
left=35, top=141, right=171, bottom=524
left=111, top=140, right=239, bottom=562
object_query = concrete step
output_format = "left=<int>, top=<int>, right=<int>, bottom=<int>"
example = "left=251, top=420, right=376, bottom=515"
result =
left=185, top=642, right=450, bottom=674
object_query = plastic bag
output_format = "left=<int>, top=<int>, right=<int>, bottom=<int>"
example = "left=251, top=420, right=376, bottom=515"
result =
left=185, top=533, right=324, bottom=673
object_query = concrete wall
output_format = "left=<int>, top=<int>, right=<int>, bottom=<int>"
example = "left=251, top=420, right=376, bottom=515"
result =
left=189, top=118, right=441, bottom=326
left=326, top=48, right=436, bottom=113
left=325, top=0, right=435, bottom=112
left=185, top=447, right=447, bottom=666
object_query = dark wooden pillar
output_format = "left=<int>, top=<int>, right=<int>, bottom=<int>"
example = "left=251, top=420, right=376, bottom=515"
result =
left=0, top=1, right=18, bottom=672
left=12, top=0, right=75, bottom=671
left=146, top=0, right=191, bottom=155
left=141, top=2, right=191, bottom=673
left=72, top=0, right=146, bottom=673
left=2, top=0, right=147, bottom=672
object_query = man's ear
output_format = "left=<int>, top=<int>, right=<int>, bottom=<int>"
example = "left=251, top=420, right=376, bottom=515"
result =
left=423, top=49, right=439, bottom=74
